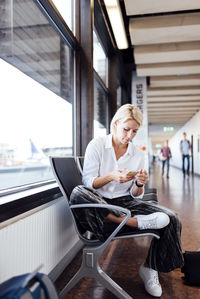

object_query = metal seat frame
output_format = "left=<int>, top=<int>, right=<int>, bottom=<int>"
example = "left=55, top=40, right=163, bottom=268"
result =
left=50, top=156, right=160, bottom=299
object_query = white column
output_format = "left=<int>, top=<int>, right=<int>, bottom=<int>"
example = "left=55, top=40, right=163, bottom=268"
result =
left=132, top=72, right=149, bottom=170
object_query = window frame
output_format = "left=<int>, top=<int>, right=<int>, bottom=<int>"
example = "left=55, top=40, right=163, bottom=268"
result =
left=0, top=0, right=79, bottom=214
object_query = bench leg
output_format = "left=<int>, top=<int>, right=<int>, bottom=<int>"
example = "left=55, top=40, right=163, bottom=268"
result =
left=60, top=247, right=133, bottom=299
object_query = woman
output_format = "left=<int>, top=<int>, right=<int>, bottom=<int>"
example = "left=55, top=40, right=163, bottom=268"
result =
left=72, top=104, right=184, bottom=297
left=160, top=140, right=172, bottom=178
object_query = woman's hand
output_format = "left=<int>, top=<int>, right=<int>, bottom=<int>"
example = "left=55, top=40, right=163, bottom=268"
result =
left=136, top=169, right=148, bottom=186
left=111, top=168, right=137, bottom=183
left=93, top=168, right=141, bottom=189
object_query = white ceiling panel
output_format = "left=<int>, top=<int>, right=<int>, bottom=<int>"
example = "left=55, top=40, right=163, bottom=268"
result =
left=147, top=95, right=200, bottom=102
left=124, top=0, right=200, bottom=15
left=148, top=102, right=200, bottom=107
left=148, top=106, right=198, bottom=111
left=148, top=112, right=194, bottom=116
left=137, top=61, right=200, bottom=76
left=147, top=87, right=200, bottom=96
left=134, top=42, right=200, bottom=64
left=129, top=13, right=200, bottom=45
left=150, top=75, right=200, bottom=87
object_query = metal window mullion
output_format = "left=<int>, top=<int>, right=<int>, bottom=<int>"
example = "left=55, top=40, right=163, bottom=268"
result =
left=34, top=0, right=79, bottom=50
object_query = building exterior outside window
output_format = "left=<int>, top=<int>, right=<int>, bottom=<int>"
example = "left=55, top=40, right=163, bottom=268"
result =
left=93, top=30, right=108, bottom=86
left=94, top=78, right=108, bottom=138
left=0, top=0, right=74, bottom=191
left=51, top=0, right=75, bottom=32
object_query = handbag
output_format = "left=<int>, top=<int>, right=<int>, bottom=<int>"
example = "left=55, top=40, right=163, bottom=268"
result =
left=0, top=265, right=60, bottom=299
left=181, top=250, right=200, bottom=286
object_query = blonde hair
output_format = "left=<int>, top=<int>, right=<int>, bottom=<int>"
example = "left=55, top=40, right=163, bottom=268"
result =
left=110, top=104, right=143, bottom=133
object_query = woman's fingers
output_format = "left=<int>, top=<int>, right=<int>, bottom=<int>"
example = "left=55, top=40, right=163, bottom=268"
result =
left=137, top=169, right=149, bottom=185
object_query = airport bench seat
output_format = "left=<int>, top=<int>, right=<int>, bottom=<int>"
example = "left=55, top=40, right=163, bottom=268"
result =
left=50, top=156, right=160, bottom=299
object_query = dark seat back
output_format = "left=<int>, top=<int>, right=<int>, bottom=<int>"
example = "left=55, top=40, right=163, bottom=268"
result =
left=50, top=156, right=82, bottom=199
left=50, top=156, right=95, bottom=241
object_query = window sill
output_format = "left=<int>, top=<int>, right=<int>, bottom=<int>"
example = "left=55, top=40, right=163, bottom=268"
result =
left=0, top=182, right=62, bottom=223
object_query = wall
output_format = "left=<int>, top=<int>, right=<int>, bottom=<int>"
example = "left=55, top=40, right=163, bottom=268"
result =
left=0, top=197, right=81, bottom=283
left=169, top=110, right=200, bottom=175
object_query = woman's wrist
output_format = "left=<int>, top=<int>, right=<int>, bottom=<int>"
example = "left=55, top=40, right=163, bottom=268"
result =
left=135, top=180, right=144, bottom=188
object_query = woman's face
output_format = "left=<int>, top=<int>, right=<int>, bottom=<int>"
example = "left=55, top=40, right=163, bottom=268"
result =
left=114, top=119, right=140, bottom=145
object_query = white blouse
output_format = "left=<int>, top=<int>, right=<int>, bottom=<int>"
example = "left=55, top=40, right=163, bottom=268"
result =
left=82, top=134, right=145, bottom=199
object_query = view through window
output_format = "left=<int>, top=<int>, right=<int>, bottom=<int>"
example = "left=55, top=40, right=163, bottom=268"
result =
left=51, top=0, right=75, bottom=32
left=93, top=30, right=108, bottom=86
left=94, top=78, right=108, bottom=138
left=0, top=0, right=74, bottom=191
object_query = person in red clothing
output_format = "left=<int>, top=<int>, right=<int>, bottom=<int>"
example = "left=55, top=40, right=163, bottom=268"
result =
left=160, top=140, right=172, bottom=178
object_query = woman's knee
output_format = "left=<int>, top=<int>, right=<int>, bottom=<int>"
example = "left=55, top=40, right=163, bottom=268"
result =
left=168, top=213, right=182, bottom=231
left=157, top=206, right=181, bottom=228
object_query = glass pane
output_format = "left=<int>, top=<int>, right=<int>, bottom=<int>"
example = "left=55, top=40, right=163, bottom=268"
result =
left=117, top=85, right=122, bottom=108
left=94, top=78, right=108, bottom=138
left=93, top=31, right=107, bottom=85
left=51, top=0, right=74, bottom=32
left=0, top=0, right=74, bottom=191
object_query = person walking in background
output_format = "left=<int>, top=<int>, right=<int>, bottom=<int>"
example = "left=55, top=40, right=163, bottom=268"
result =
left=180, top=132, right=191, bottom=178
left=160, top=140, right=172, bottom=178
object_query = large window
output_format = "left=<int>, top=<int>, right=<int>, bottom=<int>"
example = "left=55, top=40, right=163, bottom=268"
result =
left=0, top=0, right=74, bottom=191
left=94, top=78, right=108, bottom=138
left=93, top=28, right=108, bottom=137
left=93, top=30, right=108, bottom=86
left=117, top=85, right=122, bottom=108
left=51, top=0, right=75, bottom=32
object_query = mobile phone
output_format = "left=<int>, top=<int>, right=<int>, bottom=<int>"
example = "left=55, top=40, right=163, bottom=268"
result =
left=126, top=170, right=138, bottom=176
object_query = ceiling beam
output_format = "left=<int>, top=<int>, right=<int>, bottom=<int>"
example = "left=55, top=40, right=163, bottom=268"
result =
left=148, top=107, right=198, bottom=111
left=149, top=116, right=189, bottom=120
left=137, top=61, right=200, bottom=76
left=148, top=118, right=191, bottom=121
left=129, top=12, right=200, bottom=45
left=147, top=95, right=200, bottom=102
left=148, top=121, right=187, bottom=125
left=150, top=75, right=200, bottom=87
left=134, top=41, right=200, bottom=64
left=147, top=87, right=200, bottom=96
left=148, top=102, right=200, bottom=108
left=148, top=111, right=193, bottom=115
left=124, top=0, right=200, bottom=15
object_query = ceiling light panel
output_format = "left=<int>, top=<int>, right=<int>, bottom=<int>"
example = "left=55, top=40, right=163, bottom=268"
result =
left=104, top=0, right=128, bottom=49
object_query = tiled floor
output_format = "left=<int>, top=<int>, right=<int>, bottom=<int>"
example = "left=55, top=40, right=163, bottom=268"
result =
left=56, top=163, right=200, bottom=298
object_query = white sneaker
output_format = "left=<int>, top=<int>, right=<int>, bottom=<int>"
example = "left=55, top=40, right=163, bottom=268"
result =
left=136, top=212, right=170, bottom=230
left=139, top=264, right=162, bottom=297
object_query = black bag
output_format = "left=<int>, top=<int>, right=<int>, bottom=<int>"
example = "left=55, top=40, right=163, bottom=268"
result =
left=181, top=250, right=200, bottom=286
left=0, top=266, right=60, bottom=299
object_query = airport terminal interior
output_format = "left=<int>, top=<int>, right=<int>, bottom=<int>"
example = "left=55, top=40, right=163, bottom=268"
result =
left=56, top=164, right=200, bottom=299
left=1, top=1, right=200, bottom=298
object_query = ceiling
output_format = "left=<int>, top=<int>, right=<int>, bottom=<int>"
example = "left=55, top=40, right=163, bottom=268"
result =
left=120, top=0, right=200, bottom=149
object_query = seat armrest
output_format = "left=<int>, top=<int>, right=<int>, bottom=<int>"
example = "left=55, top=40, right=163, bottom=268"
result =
left=70, top=203, right=131, bottom=249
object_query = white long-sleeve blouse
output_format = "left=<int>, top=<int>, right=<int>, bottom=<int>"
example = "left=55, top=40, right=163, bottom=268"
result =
left=82, top=134, right=145, bottom=199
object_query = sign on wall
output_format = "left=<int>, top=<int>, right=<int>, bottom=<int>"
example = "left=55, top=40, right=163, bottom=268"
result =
left=132, top=72, right=149, bottom=170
